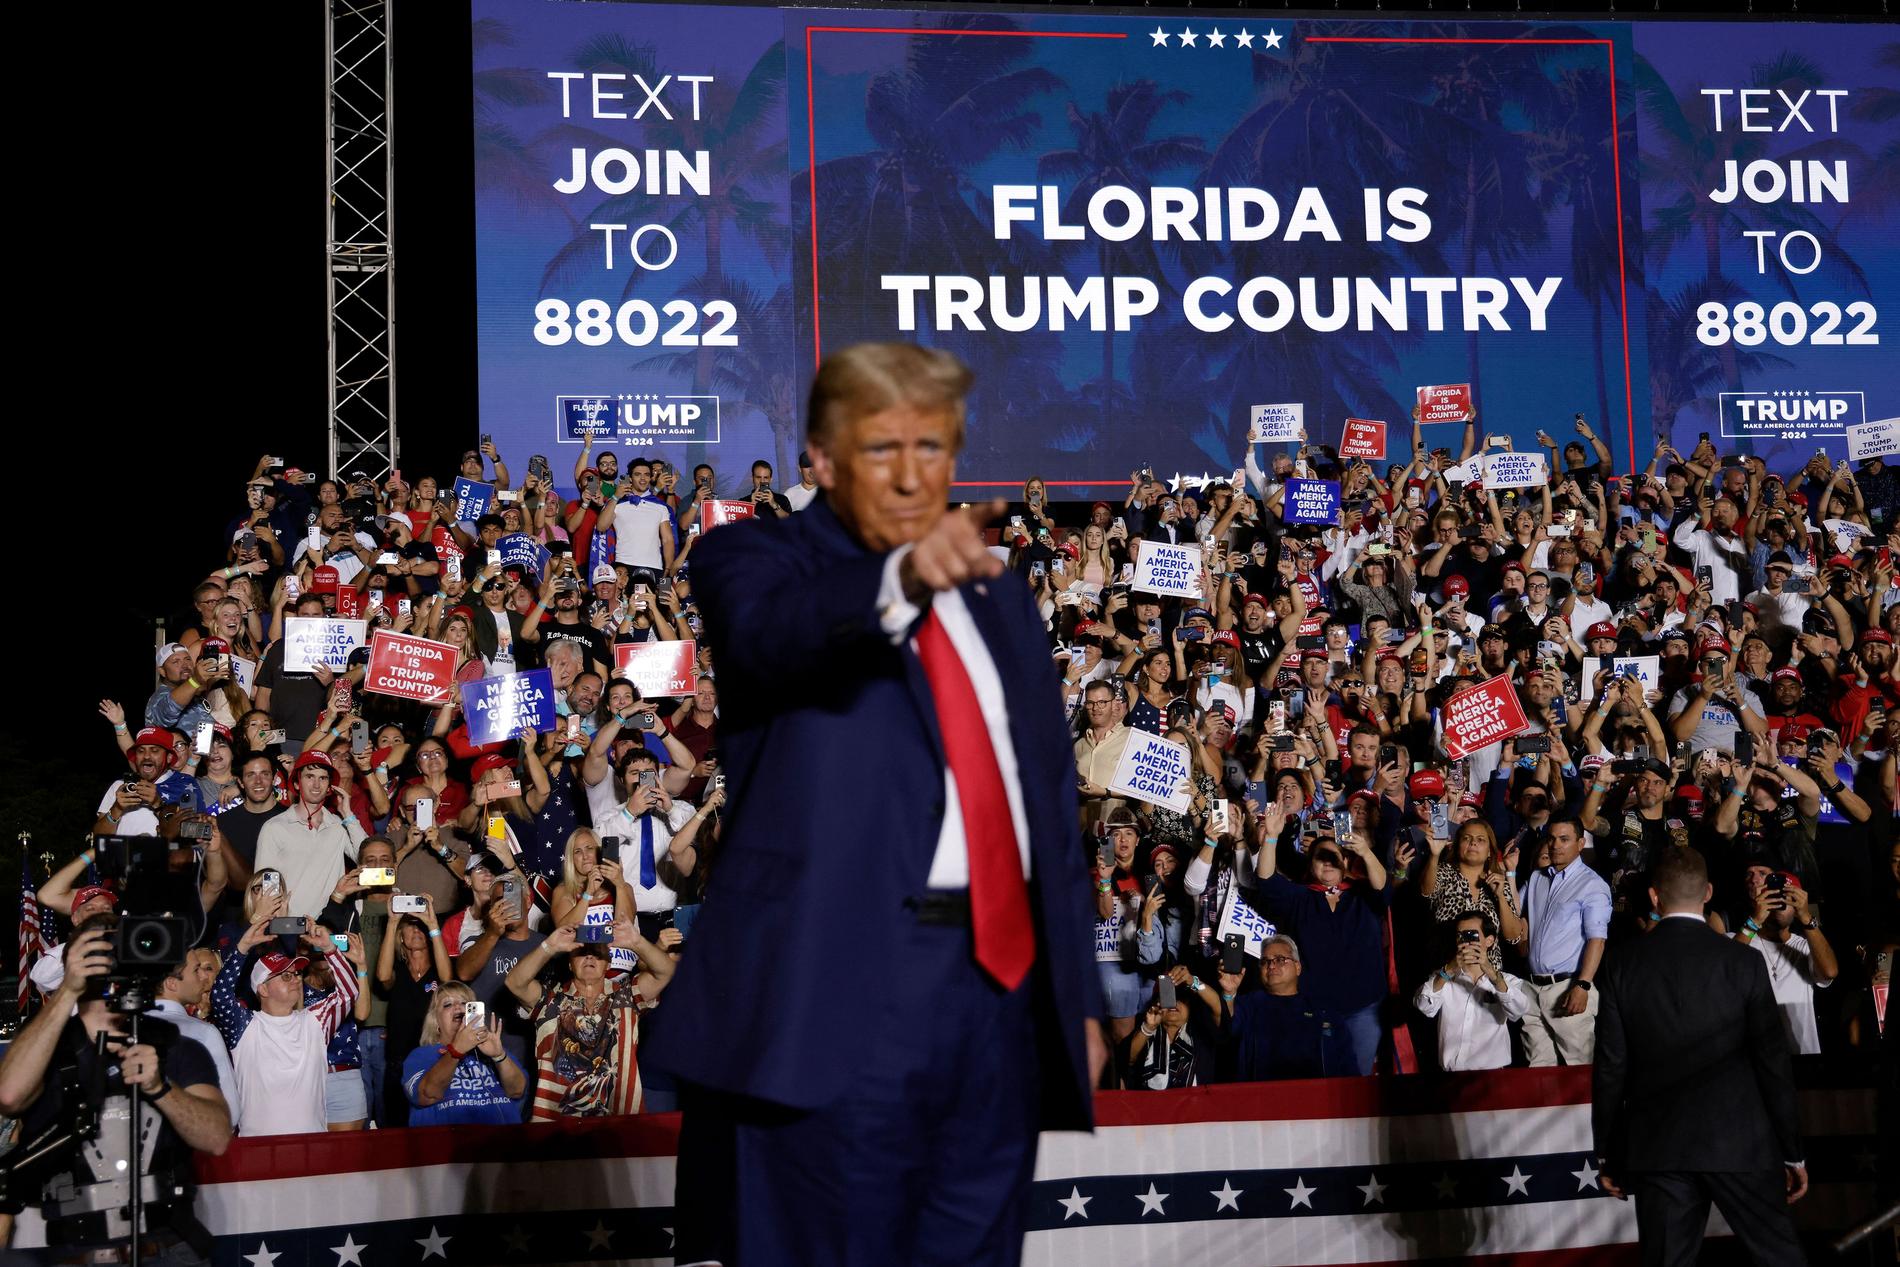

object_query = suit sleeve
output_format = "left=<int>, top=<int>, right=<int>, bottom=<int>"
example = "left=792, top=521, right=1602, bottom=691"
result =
left=1590, top=959, right=1627, bottom=1167
left=1742, top=947, right=1802, bottom=1163
left=693, top=523, right=894, bottom=689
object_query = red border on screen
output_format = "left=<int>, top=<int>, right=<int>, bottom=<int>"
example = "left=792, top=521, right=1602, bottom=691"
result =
left=804, top=28, right=1638, bottom=486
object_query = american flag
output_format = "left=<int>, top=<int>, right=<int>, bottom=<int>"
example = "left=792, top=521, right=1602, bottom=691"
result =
left=17, top=854, right=46, bottom=1015
left=5, top=1071, right=1876, bottom=1265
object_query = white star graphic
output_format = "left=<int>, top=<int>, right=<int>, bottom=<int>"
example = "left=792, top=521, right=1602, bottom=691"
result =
left=500, top=1224, right=533, bottom=1256
left=1285, top=1176, right=1317, bottom=1209
left=1136, top=1182, right=1169, bottom=1216
left=331, top=1234, right=367, bottom=1267
left=1502, top=1165, right=1532, bottom=1197
left=1263, top=28, right=1284, bottom=49
left=417, top=1226, right=452, bottom=1260
left=1358, top=1172, right=1388, bottom=1205
left=1149, top=26, right=1170, bottom=46
left=1177, top=27, right=1198, bottom=47
left=1571, top=1160, right=1601, bottom=1191
left=1207, top=28, right=1227, bottom=47
left=585, top=1219, right=614, bottom=1250
left=244, top=1245, right=281, bottom=1267
left=1235, top=29, right=1255, bottom=48
left=1058, top=1185, right=1093, bottom=1220
left=1432, top=1171, right=1460, bottom=1201
left=1211, top=1178, right=1242, bottom=1212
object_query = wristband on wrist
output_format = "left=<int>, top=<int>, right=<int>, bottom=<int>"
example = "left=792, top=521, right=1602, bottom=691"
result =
left=147, top=1078, right=173, bottom=1104
left=1743, top=917, right=1762, bottom=932
left=427, top=928, right=441, bottom=939
left=112, top=723, right=127, bottom=733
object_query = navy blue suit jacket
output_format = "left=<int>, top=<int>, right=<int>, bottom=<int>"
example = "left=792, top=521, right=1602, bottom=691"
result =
left=642, top=497, right=1099, bottom=1130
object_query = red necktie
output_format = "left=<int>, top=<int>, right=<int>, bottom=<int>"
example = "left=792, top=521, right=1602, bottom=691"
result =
left=915, top=607, right=1036, bottom=991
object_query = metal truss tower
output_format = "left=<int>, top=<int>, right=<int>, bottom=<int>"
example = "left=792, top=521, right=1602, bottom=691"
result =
left=326, top=0, right=397, bottom=481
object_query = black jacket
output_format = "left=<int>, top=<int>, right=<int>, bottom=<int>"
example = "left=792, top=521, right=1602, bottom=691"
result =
left=1592, top=916, right=1800, bottom=1173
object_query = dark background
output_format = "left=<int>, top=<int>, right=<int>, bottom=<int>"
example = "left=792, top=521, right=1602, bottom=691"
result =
left=15, top=0, right=1888, bottom=873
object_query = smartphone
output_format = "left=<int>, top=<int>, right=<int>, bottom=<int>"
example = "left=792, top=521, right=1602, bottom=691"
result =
left=397, top=596, right=412, bottom=620
left=413, top=797, right=436, bottom=831
left=351, top=721, right=370, bottom=754
left=330, top=934, right=351, bottom=952
left=1786, top=576, right=1810, bottom=595
left=444, top=555, right=462, bottom=582
left=486, top=549, right=502, bottom=568
left=463, top=1000, right=487, bottom=1030
left=599, top=836, right=623, bottom=865
left=257, top=869, right=283, bottom=896
left=491, top=779, right=523, bottom=798
left=1220, top=934, right=1247, bottom=975
left=391, top=895, right=426, bottom=914
left=574, top=924, right=614, bottom=944
left=1486, top=436, right=1507, bottom=449
left=499, top=875, right=523, bottom=910
left=1428, top=798, right=1450, bottom=839
left=1156, top=977, right=1177, bottom=1010
left=359, top=867, right=396, bottom=887
left=376, top=552, right=401, bottom=566
left=480, top=433, right=493, bottom=448
left=1517, top=734, right=1551, bottom=754
left=1267, top=700, right=1287, bottom=731
left=1212, top=799, right=1232, bottom=834
left=180, top=819, right=213, bottom=841
left=1696, top=565, right=1713, bottom=588
left=1377, top=743, right=1398, bottom=768
left=1734, top=732, right=1755, bottom=769
left=1457, top=927, right=1483, bottom=946
left=567, top=713, right=583, bottom=740
left=710, top=773, right=726, bottom=796
left=267, top=916, right=309, bottom=936
left=284, top=574, right=301, bottom=600
left=195, top=721, right=215, bottom=756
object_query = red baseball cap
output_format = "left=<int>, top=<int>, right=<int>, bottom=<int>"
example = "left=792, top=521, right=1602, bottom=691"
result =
left=1209, top=629, right=1240, bottom=649
left=293, top=749, right=336, bottom=777
left=1585, top=621, right=1617, bottom=641
left=250, top=950, right=311, bottom=992
left=1444, top=575, right=1470, bottom=596
left=470, top=753, right=517, bottom=781
left=71, top=884, right=117, bottom=913
left=1861, top=628, right=1894, bottom=646
left=1409, top=770, right=1447, bottom=798
left=1502, top=562, right=1527, bottom=576
left=131, top=727, right=175, bottom=752
left=1779, top=723, right=1812, bottom=742
left=311, top=565, right=342, bottom=595
left=1771, top=666, right=1802, bottom=683
left=1243, top=593, right=1270, bottom=608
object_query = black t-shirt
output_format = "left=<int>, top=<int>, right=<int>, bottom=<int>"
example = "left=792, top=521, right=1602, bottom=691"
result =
left=215, top=802, right=283, bottom=873
left=254, top=641, right=327, bottom=742
left=541, top=619, right=613, bottom=675
left=399, top=539, right=442, bottom=597
left=377, top=957, right=444, bottom=1127
left=7, top=1015, right=219, bottom=1212
left=464, top=930, right=545, bottom=1071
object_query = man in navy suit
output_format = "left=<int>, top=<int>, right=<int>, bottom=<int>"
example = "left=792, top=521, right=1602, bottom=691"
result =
left=646, top=343, right=1106, bottom=1267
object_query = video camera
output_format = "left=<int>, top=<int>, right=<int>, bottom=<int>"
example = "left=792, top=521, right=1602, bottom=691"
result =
left=87, top=835, right=195, bottom=1008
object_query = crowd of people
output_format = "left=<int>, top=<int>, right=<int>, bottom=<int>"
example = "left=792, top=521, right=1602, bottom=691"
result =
left=3, top=417, right=1896, bottom=1170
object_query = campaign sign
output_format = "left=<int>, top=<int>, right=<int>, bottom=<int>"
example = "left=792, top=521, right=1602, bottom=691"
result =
left=1340, top=418, right=1386, bottom=460
left=230, top=655, right=257, bottom=695
left=1612, top=655, right=1662, bottom=695
left=497, top=533, right=551, bottom=579
left=364, top=630, right=457, bottom=704
left=1108, top=731, right=1194, bottom=813
left=1216, top=888, right=1277, bottom=959
left=460, top=669, right=557, bottom=745
left=613, top=639, right=699, bottom=698
left=557, top=396, right=618, bottom=443
left=1249, top=402, right=1304, bottom=443
left=283, top=617, right=367, bottom=674
left=1441, top=673, right=1531, bottom=759
left=700, top=499, right=757, bottom=533
left=1416, top=383, right=1473, bottom=425
left=1132, top=541, right=1202, bottom=600
left=1481, top=450, right=1550, bottom=489
left=334, top=587, right=363, bottom=619
left=452, top=478, right=496, bottom=522
left=1446, top=455, right=1485, bottom=486
left=1847, top=417, right=1900, bottom=463
left=1285, top=479, right=1341, bottom=526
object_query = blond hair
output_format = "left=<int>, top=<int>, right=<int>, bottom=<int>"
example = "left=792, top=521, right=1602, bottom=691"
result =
left=418, top=980, right=477, bottom=1047
left=806, top=342, right=973, bottom=451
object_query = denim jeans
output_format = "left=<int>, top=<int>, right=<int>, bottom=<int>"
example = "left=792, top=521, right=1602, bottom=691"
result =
left=357, top=1026, right=387, bottom=1125
left=1319, top=1002, right=1383, bottom=1077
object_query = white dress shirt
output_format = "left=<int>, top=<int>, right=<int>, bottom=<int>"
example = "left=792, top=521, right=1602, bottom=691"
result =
left=1412, top=966, right=1532, bottom=1071
left=147, top=998, right=238, bottom=1109
left=880, top=547, right=1033, bottom=887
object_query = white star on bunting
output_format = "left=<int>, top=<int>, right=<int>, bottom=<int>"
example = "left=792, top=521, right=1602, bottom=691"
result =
left=331, top=1234, right=367, bottom=1267
left=1502, top=1165, right=1533, bottom=1197
left=501, top=1225, right=533, bottom=1256
left=1150, top=27, right=1170, bottom=46
left=1207, top=28, right=1227, bottom=47
left=1211, top=1178, right=1242, bottom=1212
left=1136, top=1182, right=1169, bottom=1216
left=244, top=1244, right=280, bottom=1267
left=1263, top=28, right=1285, bottom=49
left=1235, top=29, right=1255, bottom=48
left=1285, top=1176, right=1317, bottom=1209
left=1572, top=1160, right=1601, bottom=1191
left=1058, top=1186, right=1093, bottom=1220
left=1432, top=1171, right=1460, bottom=1201
left=1358, top=1172, right=1388, bottom=1205
left=417, top=1226, right=452, bottom=1260
left=586, top=1219, right=614, bottom=1251
left=1177, top=27, right=1198, bottom=47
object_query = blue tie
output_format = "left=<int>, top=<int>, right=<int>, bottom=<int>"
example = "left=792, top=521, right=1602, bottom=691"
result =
left=639, top=813, right=656, bottom=888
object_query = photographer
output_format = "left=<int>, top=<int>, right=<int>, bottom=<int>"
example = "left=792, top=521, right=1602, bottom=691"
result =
left=0, top=921, right=231, bottom=1255
left=208, top=918, right=362, bottom=1136
left=1411, top=912, right=1531, bottom=1071
left=1733, top=868, right=1837, bottom=1055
